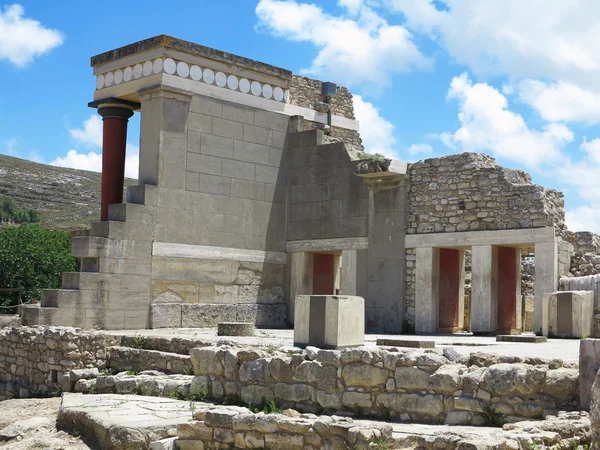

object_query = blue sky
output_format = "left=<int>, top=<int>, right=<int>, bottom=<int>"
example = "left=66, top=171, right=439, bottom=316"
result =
left=1, top=1, right=600, bottom=232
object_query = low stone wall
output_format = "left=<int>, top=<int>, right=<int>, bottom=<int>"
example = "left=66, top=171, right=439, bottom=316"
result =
left=0, top=326, right=112, bottom=399
left=177, top=405, right=392, bottom=450
left=190, top=346, right=579, bottom=425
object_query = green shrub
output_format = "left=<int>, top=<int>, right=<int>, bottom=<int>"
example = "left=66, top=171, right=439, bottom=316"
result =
left=0, top=224, right=77, bottom=311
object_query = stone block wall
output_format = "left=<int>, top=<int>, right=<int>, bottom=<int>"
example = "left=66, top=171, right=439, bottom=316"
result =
left=406, top=153, right=565, bottom=235
left=177, top=405, right=392, bottom=450
left=0, top=327, right=111, bottom=399
left=560, top=275, right=600, bottom=337
left=190, top=346, right=578, bottom=425
left=286, top=129, right=369, bottom=242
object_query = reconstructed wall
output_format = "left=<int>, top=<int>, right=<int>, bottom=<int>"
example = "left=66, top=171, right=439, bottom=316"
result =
left=406, top=153, right=565, bottom=235
left=137, top=90, right=290, bottom=328
left=286, top=130, right=369, bottom=242
left=0, top=327, right=111, bottom=399
left=190, top=346, right=578, bottom=425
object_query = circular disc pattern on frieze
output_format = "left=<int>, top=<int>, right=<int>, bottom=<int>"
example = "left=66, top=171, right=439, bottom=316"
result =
left=96, top=58, right=290, bottom=103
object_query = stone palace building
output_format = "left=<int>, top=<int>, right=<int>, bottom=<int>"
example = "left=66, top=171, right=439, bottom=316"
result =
left=20, top=35, right=595, bottom=336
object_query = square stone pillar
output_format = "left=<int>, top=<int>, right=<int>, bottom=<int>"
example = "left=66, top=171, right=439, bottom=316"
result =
left=438, top=248, right=465, bottom=333
left=415, top=247, right=439, bottom=333
left=289, top=252, right=312, bottom=325
left=497, top=247, right=522, bottom=334
left=341, top=249, right=368, bottom=297
left=534, top=241, right=558, bottom=335
left=471, top=245, right=498, bottom=334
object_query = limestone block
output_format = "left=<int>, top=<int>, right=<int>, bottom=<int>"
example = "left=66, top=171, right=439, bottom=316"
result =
left=428, top=365, right=464, bottom=393
left=342, top=392, right=372, bottom=409
left=274, top=383, right=313, bottom=402
left=150, top=304, right=182, bottom=328
left=342, top=363, right=389, bottom=388
left=240, top=385, right=274, bottom=405
left=190, top=348, right=223, bottom=376
left=217, top=322, right=254, bottom=336
left=394, top=366, right=430, bottom=391
left=580, top=339, right=600, bottom=409
left=294, top=295, right=365, bottom=349
left=181, top=304, right=237, bottom=328
left=546, top=290, right=594, bottom=338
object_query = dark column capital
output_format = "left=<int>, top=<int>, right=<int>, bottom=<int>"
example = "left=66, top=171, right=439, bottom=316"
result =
left=88, top=97, right=140, bottom=120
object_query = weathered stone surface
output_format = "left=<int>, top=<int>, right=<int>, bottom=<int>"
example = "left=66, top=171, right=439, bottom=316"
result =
left=342, top=363, right=389, bottom=387
left=0, top=416, right=54, bottom=441
left=395, top=366, right=430, bottom=390
left=57, top=393, right=198, bottom=450
left=190, top=348, right=223, bottom=376
left=580, top=339, right=600, bottom=410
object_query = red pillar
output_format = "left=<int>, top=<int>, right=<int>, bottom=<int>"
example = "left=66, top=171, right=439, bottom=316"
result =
left=438, top=248, right=461, bottom=333
left=96, top=104, right=134, bottom=220
left=497, top=246, right=518, bottom=334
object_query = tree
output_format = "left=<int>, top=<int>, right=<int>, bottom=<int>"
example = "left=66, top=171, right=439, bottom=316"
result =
left=0, top=224, right=78, bottom=310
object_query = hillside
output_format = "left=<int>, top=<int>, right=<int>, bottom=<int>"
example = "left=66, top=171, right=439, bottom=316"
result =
left=0, top=154, right=136, bottom=230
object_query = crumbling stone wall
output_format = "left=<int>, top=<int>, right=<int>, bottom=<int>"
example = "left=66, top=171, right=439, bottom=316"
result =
left=0, top=326, right=111, bottom=399
left=178, top=405, right=391, bottom=449
left=407, top=153, right=566, bottom=235
left=290, top=75, right=355, bottom=119
left=566, top=232, right=600, bottom=277
left=190, top=346, right=578, bottom=425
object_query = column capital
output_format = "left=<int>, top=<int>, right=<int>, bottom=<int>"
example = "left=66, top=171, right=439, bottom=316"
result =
left=88, top=97, right=140, bottom=120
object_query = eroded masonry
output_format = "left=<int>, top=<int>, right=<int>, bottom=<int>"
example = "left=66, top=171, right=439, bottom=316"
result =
left=19, top=35, right=600, bottom=336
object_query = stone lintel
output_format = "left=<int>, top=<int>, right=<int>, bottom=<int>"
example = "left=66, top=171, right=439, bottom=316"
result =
left=90, top=35, right=292, bottom=80
left=152, top=242, right=287, bottom=265
left=287, top=237, right=368, bottom=253
left=88, top=97, right=141, bottom=111
left=405, top=226, right=556, bottom=249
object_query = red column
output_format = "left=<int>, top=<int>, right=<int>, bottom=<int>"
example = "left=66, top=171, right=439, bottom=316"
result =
left=438, top=248, right=461, bottom=332
left=97, top=105, right=134, bottom=220
left=497, top=246, right=518, bottom=334
left=312, top=253, right=335, bottom=295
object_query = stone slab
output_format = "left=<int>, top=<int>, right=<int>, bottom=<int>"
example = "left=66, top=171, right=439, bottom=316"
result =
left=217, top=322, right=254, bottom=336
left=57, top=393, right=197, bottom=450
left=496, top=335, right=548, bottom=343
left=580, top=339, right=600, bottom=410
left=376, top=338, right=435, bottom=348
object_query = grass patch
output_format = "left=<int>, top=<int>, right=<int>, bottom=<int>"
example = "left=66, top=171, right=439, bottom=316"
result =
left=129, top=334, right=146, bottom=349
left=477, top=401, right=505, bottom=427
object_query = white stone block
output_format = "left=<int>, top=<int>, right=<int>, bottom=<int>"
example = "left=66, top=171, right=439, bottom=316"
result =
left=545, top=290, right=594, bottom=338
left=294, top=295, right=364, bottom=349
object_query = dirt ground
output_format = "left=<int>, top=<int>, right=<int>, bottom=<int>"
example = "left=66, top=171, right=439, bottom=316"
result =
left=0, top=397, right=91, bottom=450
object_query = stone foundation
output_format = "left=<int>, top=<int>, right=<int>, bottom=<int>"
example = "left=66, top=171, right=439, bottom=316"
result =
left=190, top=346, right=579, bottom=425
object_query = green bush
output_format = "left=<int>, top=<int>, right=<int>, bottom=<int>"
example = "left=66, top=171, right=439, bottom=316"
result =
left=0, top=224, right=77, bottom=310
left=0, top=196, right=40, bottom=224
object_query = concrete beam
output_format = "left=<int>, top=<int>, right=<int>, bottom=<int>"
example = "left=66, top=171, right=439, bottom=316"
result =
left=471, top=245, right=498, bottom=334
left=405, top=227, right=555, bottom=249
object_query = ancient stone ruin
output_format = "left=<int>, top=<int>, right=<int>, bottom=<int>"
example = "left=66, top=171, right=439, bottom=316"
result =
left=5, top=34, right=600, bottom=450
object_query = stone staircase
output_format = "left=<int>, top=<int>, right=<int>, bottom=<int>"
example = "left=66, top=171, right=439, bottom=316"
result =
left=20, top=185, right=158, bottom=330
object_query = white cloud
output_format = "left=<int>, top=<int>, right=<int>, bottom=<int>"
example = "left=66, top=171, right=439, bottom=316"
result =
left=353, top=94, right=397, bottom=157
left=385, top=0, right=446, bottom=33
left=566, top=206, right=600, bottom=233
left=440, top=73, right=572, bottom=168
left=518, top=80, right=600, bottom=124
left=70, top=115, right=103, bottom=147
left=51, top=115, right=139, bottom=178
left=50, top=144, right=139, bottom=179
left=255, top=0, right=430, bottom=88
left=0, top=4, right=64, bottom=66
left=407, top=143, right=433, bottom=155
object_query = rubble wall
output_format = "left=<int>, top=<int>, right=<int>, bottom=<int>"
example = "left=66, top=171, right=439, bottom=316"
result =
left=190, top=346, right=578, bottom=425
left=406, top=153, right=566, bottom=235
left=0, top=327, right=110, bottom=399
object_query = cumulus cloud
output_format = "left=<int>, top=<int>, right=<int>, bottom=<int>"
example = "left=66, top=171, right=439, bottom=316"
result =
left=0, top=4, right=64, bottom=66
left=440, top=73, right=573, bottom=168
left=50, top=144, right=139, bottom=179
left=255, top=0, right=430, bottom=88
left=3, top=138, right=17, bottom=156
left=353, top=94, right=397, bottom=157
left=70, top=115, right=103, bottom=147
left=518, top=80, right=600, bottom=125
left=51, top=115, right=139, bottom=179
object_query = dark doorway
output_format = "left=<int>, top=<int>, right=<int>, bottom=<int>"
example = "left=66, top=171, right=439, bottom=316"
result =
left=312, top=253, right=335, bottom=295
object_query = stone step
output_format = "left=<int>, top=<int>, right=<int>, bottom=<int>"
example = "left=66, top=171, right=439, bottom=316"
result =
left=126, top=184, right=158, bottom=206
left=62, top=272, right=121, bottom=290
left=19, top=305, right=77, bottom=327
left=90, top=220, right=132, bottom=239
left=71, top=235, right=152, bottom=260
left=108, top=202, right=154, bottom=225
left=107, top=346, right=193, bottom=375
left=116, top=334, right=212, bottom=355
